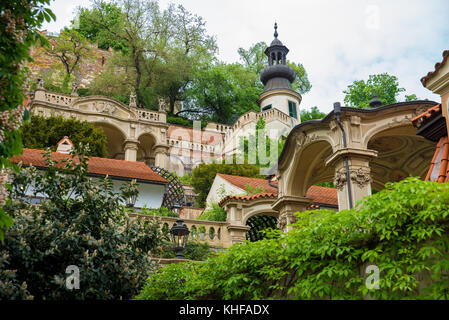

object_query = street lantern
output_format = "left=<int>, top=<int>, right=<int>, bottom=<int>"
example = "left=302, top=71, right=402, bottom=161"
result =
left=170, top=219, right=190, bottom=259
left=126, top=194, right=137, bottom=208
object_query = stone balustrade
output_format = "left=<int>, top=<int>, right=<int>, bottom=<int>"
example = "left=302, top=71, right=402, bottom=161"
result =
left=128, top=213, right=231, bottom=248
left=134, top=108, right=166, bottom=123
left=38, top=91, right=75, bottom=107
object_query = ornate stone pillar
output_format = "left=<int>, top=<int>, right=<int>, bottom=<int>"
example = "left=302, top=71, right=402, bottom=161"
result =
left=223, top=202, right=250, bottom=245
left=271, top=196, right=313, bottom=232
left=153, top=144, right=169, bottom=169
left=326, top=148, right=378, bottom=211
left=123, top=139, right=139, bottom=162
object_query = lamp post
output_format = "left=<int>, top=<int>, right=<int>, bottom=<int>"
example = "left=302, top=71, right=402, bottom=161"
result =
left=170, top=219, right=190, bottom=259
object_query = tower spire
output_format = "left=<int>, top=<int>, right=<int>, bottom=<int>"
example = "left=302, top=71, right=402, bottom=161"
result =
left=274, top=22, right=278, bottom=39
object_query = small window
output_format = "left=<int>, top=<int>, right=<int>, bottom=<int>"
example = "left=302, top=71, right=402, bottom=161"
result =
left=288, top=101, right=297, bottom=119
left=262, top=105, right=272, bottom=112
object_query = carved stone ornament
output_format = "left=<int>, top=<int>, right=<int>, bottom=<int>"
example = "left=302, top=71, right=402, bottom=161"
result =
left=129, top=92, right=137, bottom=108
left=158, top=98, right=166, bottom=112
left=71, top=81, right=79, bottom=96
left=277, top=213, right=287, bottom=231
left=93, top=102, right=117, bottom=115
left=350, top=168, right=372, bottom=188
left=334, top=169, right=347, bottom=191
left=37, top=77, right=44, bottom=89
left=294, top=132, right=318, bottom=149
left=334, top=168, right=372, bottom=190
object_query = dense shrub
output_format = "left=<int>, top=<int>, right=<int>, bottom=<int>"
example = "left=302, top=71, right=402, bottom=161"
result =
left=136, top=178, right=449, bottom=300
left=21, top=115, right=108, bottom=157
left=0, top=146, right=163, bottom=300
left=153, top=240, right=213, bottom=261
left=198, top=203, right=227, bottom=222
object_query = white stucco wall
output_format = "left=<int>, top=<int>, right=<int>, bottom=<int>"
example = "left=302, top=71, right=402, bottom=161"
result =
left=22, top=173, right=166, bottom=209
left=205, top=175, right=245, bottom=209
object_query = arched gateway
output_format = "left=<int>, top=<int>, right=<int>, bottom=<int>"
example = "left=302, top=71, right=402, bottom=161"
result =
left=274, top=100, right=437, bottom=231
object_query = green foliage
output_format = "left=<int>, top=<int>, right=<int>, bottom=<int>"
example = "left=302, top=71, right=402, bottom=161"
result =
left=183, top=63, right=261, bottom=125
left=240, top=117, right=285, bottom=169
left=243, top=184, right=265, bottom=195
left=153, top=239, right=212, bottom=261
left=140, top=207, right=178, bottom=218
left=21, top=115, right=108, bottom=157
left=191, top=162, right=262, bottom=208
left=343, top=73, right=415, bottom=109
left=77, top=2, right=128, bottom=51
left=198, top=203, right=227, bottom=222
left=1, top=145, right=164, bottom=299
left=136, top=177, right=449, bottom=300
left=0, top=0, right=55, bottom=242
left=45, top=28, right=92, bottom=80
left=300, top=106, right=327, bottom=122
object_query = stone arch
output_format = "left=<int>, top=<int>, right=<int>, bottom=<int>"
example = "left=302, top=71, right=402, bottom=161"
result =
left=92, top=121, right=127, bottom=159
left=366, top=126, right=436, bottom=191
left=284, top=138, right=335, bottom=198
left=137, top=132, right=158, bottom=165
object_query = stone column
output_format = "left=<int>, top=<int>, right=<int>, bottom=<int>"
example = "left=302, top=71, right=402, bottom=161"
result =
left=224, top=203, right=250, bottom=245
left=153, top=144, right=169, bottom=169
left=123, top=139, right=139, bottom=162
left=271, top=196, right=313, bottom=232
left=326, top=148, right=378, bottom=211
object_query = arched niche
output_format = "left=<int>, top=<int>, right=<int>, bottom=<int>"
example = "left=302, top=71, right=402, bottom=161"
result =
left=93, top=122, right=126, bottom=160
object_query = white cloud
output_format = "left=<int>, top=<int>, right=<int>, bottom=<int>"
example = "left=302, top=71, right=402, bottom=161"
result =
left=43, top=0, right=449, bottom=113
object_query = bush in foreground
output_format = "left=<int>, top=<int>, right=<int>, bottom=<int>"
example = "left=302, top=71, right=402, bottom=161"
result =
left=135, top=177, right=449, bottom=300
left=1, top=146, right=163, bottom=300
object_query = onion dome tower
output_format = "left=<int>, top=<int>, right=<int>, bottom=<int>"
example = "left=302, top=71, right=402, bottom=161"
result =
left=258, top=23, right=301, bottom=125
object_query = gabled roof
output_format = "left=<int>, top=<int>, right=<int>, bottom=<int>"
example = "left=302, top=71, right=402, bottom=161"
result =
left=216, top=173, right=338, bottom=206
left=421, top=50, right=449, bottom=87
left=10, top=148, right=167, bottom=184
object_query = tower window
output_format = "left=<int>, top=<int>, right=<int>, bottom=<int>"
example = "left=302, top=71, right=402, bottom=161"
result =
left=262, top=105, right=272, bottom=112
left=288, top=101, right=297, bottom=119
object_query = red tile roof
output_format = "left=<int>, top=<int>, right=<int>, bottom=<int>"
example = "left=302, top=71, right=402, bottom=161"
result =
left=426, top=137, right=449, bottom=183
left=10, top=148, right=167, bottom=184
left=411, top=104, right=441, bottom=128
left=421, top=50, right=449, bottom=87
left=217, top=173, right=338, bottom=206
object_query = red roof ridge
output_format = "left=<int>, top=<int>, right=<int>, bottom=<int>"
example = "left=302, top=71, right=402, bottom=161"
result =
left=421, top=50, right=449, bottom=86
left=411, top=104, right=441, bottom=126
left=11, top=148, right=167, bottom=184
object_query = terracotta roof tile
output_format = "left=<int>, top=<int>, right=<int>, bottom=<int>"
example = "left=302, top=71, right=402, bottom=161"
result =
left=425, top=137, right=449, bottom=183
left=10, top=148, right=167, bottom=184
left=411, top=104, right=441, bottom=128
left=217, top=174, right=338, bottom=206
left=421, top=50, right=449, bottom=87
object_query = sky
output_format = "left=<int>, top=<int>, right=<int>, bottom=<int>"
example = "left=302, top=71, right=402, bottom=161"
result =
left=41, top=0, right=449, bottom=113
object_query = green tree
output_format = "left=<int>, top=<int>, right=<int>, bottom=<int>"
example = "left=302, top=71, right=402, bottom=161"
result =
left=343, top=73, right=417, bottom=109
left=81, top=0, right=216, bottom=110
left=198, top=203, right=227, bottom=222
left=1, top=145, right=163, bottom=299
left=182, top=63, right=261, bottom=124
left=0, top=0, right=55, bottom=241
left=21, top=115, right=108, bottom=157
left=300, top=106, right=327, bottom=122
left=77, top=2, right=127, bottom=51
left=45, top=28, right=92, bottom=90
left=190, top=162, right=262, bottom=208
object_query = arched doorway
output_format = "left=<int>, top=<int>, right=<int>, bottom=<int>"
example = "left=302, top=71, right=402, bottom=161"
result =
left=245, top=215, right=278, bottom=242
